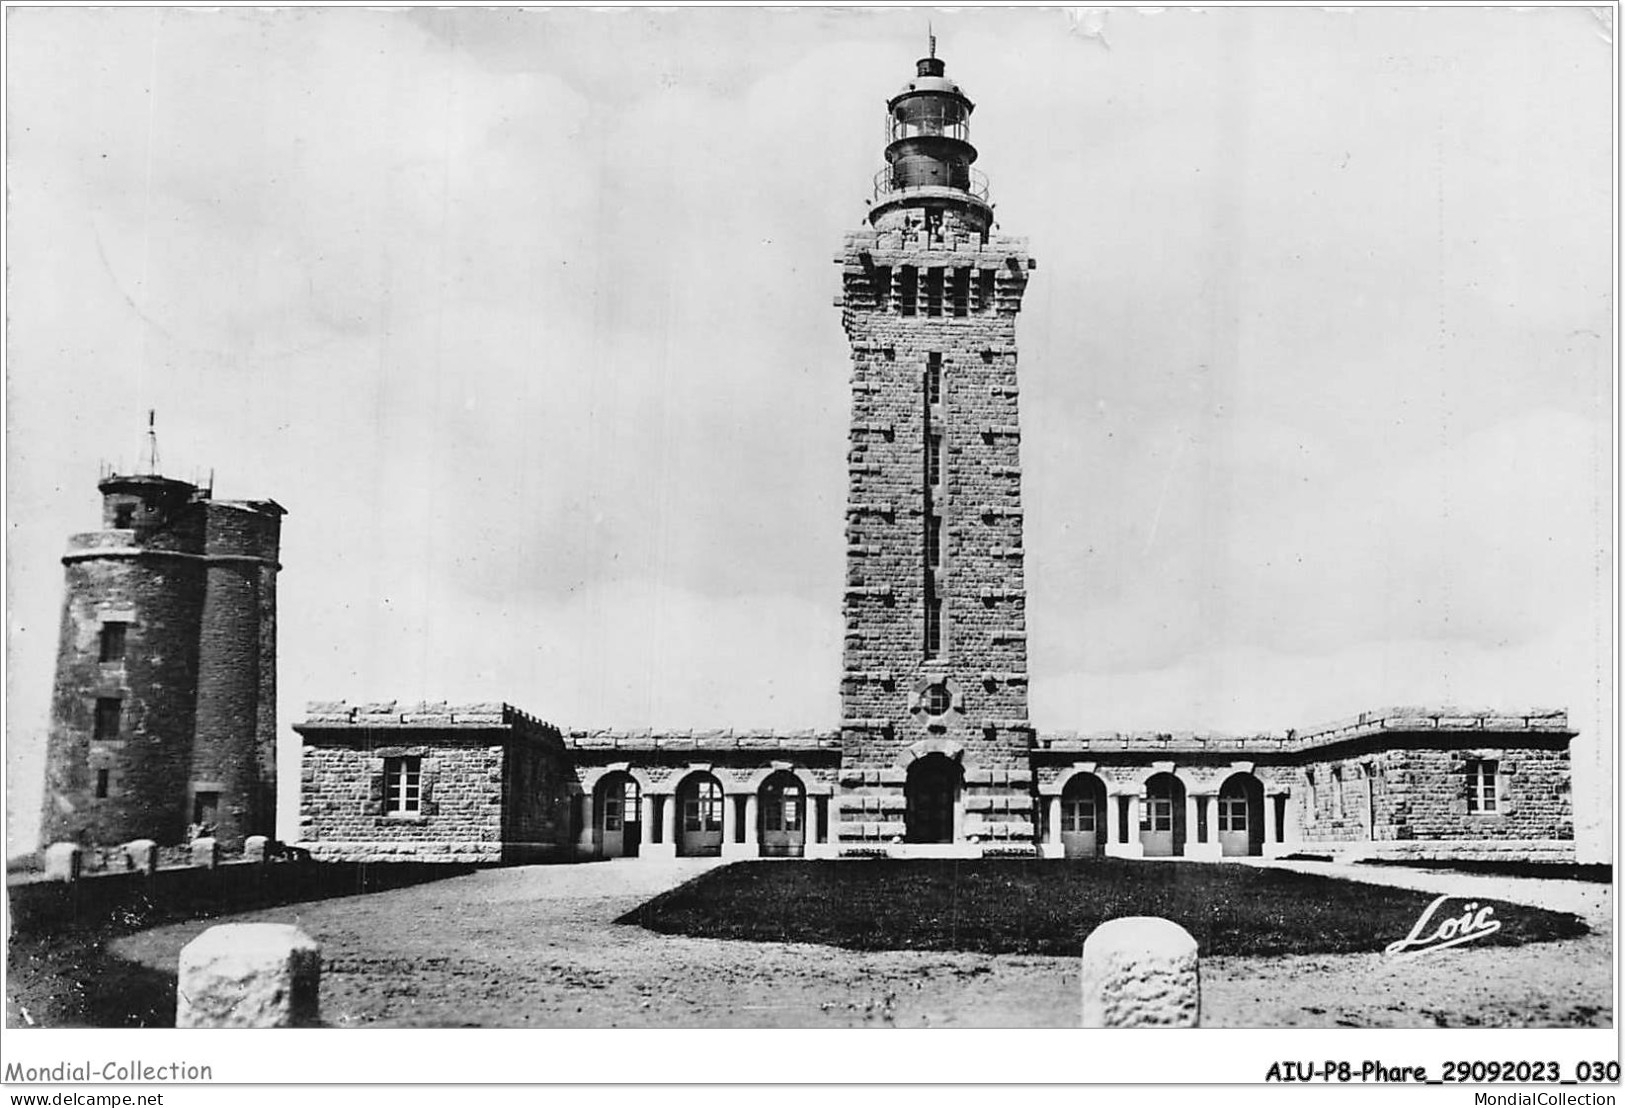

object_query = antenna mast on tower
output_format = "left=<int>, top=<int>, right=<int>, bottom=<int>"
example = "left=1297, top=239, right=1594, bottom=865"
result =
left=142, top=410, right=161, bottom=476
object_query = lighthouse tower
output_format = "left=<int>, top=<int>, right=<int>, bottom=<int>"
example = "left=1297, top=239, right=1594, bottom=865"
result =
left=834, top=43, right=1037, bottom=854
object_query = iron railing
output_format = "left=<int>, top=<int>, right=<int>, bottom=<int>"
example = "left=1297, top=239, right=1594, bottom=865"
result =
left=872, top=165, right=990, bottom=202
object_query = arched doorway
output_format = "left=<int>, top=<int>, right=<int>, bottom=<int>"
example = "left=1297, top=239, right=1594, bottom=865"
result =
left=759, top=772, right=806, bottom=858
left=1216, top=772, right=1264, bottom=857
left=1140, top=773, right=1186, bottom=857
left=595, top=773, right=642, bottom=858
left=676, top=773, right=725, bottom=857
left=905, top=754, right=960, bottom=844
left=1060, top=773, right=1107, bottom=858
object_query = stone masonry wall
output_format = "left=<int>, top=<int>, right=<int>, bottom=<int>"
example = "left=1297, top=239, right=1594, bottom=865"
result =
left=296, top=702, right=572, bottom=863
left=1295, top=744, right=1572, bottom=845
left=504, top=726, right=574, bottom=854
left=835, top=224, right=1037, bottom=845
left=43, top=551, right=206, bottom=847
left=42, top=487, right=282, bottom=852
left=299, top=735, right=505, bottom=862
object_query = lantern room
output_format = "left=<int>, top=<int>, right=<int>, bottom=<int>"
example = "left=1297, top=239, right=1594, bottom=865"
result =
left=870, top=47, right=993, bottom=234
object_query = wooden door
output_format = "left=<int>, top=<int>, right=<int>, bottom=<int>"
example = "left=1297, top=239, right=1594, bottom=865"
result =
left=760, top=777, right=805, bottom=858
left=678, top=777, right=725, bottom=857
left=1140, top=795, right=1175, bottom=856
left=1060, top=793, right=1102, bottom=858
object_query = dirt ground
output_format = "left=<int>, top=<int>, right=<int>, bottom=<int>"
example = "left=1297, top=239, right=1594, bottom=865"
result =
left=100, top=858, right=1613, bottom=1028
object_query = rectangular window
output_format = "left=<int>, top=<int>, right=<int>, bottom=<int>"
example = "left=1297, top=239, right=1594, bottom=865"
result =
left=384, top=756, right=421, bottom=815
left=926, top=353, right=942, bottom=405
left=1062, top=798, right=1095, bottom=833
left=1466, top=760, right=1499, bottom=813
left=93, top=698, right=121, bottom=742
left=898, top=267, right=917, bottom=316
left=1218, top=797, right=1248, bottom=832
left=192, top=791, right=219, bottom=827
left=924, top=595, right=943, bottom=658
left=1142, top=797, right=1173, bottom=832
left=95, top=768, right=110, bottom=799
left=923, top=267, right=944, bottom=316
left=951, top=267, right=970, bottom=316
left=685, top=794, right=723, bottom=832
left=99, top=622, right=128, bottom=663
left=925, top=434, right=942, bottom=488
left=113, top=503, right=135, bottom=529
left=925, top=515, right=942, bottom=568
left=872, top=264, right=891, bottom=312
left=978, top=269, right=996, bottom=312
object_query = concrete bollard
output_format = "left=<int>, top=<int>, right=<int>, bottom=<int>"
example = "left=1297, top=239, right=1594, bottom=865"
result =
left=124, top=839, right=158, bottom=875
left=1081, top=916, right=1200, bottom=1028
left=243, top=835, right=269, bottom=864
left=44, top=843, right=83, bottom=882
left=176, top=923, right=321, bottom=1028
left=191, top=836, right=219, bottom=870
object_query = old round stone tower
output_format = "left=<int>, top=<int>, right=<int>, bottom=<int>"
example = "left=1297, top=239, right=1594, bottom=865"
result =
left=41, top=434, right=285, bottom=851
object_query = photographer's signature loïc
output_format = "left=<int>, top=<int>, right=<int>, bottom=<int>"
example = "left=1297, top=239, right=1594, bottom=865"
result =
left=1383, top=895, right=1501, bottom=961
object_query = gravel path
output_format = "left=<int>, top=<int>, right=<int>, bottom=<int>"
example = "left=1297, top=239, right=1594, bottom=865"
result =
left=109, top=859, right=1612, bottom=1028
left=1238, top=858, right=1612, bottom=925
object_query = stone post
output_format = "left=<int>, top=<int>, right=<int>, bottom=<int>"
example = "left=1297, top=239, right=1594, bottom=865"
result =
left=124, top=839, right=158, bottom=875
left=1105, top=793, right=1146, bottom=859
left=743, top=793, right=760, bottom=855
left=576, top=793, right=595, bottom=858
left=1081, top=917, right=1200, bottom=1028
left=177, top=923, right=320, bottom=1028
left=1183, top=793, right=1199, bottom=851
left=1185, top=797, right=1222, bottom=860
left=646, top=792, right=677, bottom=859
left=1045, top=795, right=1063, bottom=858
left=191, top=836, right=219, bottom=869
left=44, top=843, right=82, bottom=882
left=243, top=835, right=269, bottom=864
left=642, top=793, right=657, bottom=846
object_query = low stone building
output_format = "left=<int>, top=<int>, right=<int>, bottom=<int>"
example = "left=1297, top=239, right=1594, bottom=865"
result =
left=295, top=702, right=572, bottom=864
left=1032, top=709, right=1573, bottom=863
left=291, top=47, right=1576, bottom=869
left=293, top=703, right=1574, bottom=865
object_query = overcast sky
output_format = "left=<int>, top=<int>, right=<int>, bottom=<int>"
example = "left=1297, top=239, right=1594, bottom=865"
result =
left=5, top=7, right=1613, bottom=857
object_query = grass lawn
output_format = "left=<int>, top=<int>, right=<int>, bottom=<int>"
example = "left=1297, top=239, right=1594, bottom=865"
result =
left=618, top=858, right=1590, bottom=957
